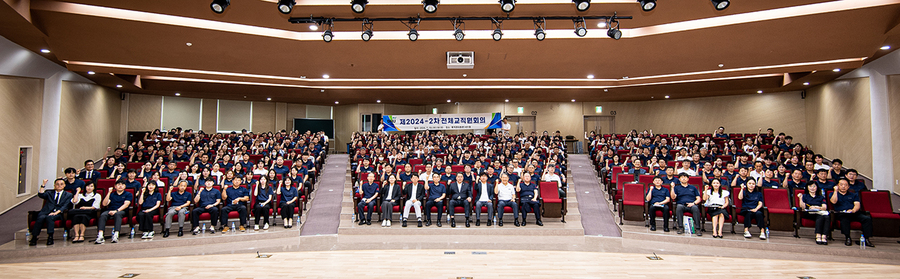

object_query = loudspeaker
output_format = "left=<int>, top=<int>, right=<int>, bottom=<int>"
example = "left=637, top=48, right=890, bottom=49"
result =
left=800, top=90, right=806, bottom=99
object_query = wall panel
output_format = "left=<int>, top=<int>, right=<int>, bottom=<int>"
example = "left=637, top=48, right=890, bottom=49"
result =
left=286, top=103, right=307, bottom=131
left=127, top=94, right=161, bottom=131
left=805, top=78, right=872, bottom=177
left=161, top=96, right=201, bottom=130
left=888, top=75, right=900, bottom=192
left=58, top=81, right=121, bottom=173
left=0, top=75, right=43, bottom=212
left=251, top=101, right=276, bottom=133
left=217, top=100, right=252, bottom=132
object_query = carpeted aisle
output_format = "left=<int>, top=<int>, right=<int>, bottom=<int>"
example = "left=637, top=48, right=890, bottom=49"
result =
left=569, top=154, right=622, bottom=237
left=300, top=154, right=348, bottom=236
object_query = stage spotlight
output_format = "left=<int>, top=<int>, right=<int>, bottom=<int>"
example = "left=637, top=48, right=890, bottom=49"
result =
left=574, top=0, right=590, bottom=11
left=711, top=0, right=729, bottom=10
left=322, top=30, right=333, bottom=42
left=210, top=0, right=229, bottom=14
left=423, top=0, right=439, bottom=13
left=362, top=30, right=373, bottom=41
left=607, top=28, right=621, bottom=40
left=639, top=0, right=656, bottom=11
left=573, top=18, right=587, bottom=37
left=361, top=20, right=374, bottom=41
left=351, top=0, right=368, bottom=13
left=454, top=29, right=465, bottom=41
left=534, top=29, right=545, bottom=41
left=500, top=0, right=515, bottom=13
left=408, top=29, right=419, bottom=41
left=492, top=29, right=503, bottom=41
left=277, top=0, right=295, bottom=14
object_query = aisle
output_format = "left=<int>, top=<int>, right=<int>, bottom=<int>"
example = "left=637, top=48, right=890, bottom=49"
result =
left=569, top=154, right=622, bottom=237
left=299, top=155, right=348, bottom=236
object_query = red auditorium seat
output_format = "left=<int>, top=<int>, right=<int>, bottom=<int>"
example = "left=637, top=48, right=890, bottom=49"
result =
left=731, top=187, right=765, bottom=230
left=539, top=181, right=565, bottom=221
left=612, top=173, right=633, bottom=210
left=791, top=188, right=816, bottom=238
left=762, top=188, right=794, bottom=231
left=860, top=191, right=900, bottom=237
left=409, top=159, right=423, bottom=165
left=450, top=165, right=465, bottom=173
left=126, top=162, right=143, bottom=171
left=619, top=183, right=645, bottom=225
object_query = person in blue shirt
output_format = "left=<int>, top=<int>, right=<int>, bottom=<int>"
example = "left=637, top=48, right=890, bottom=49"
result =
left=398, top=164, right=415, bottom=182
left=137, top=183, right=162, bottom=239
left=252, top=176, right=274, bottom=231
left=830, top=179, right=874, bottom=247
left=783, top=169, right=805, bottom=192
left=272, top=157, right=290, bottom=175
left=96, top=180, right=133, bottom=244
left=812, top=169, right=836, bottom=192
left=277, top=177, right=299, bottom=228
left=164, top=180, right=192, bottom=238
left=730, top=167, right=752, bottom=188
left=357, top=173, right=380, bottom=226
left=221, top=177, right=250, bottom=232
left=423, top=173, right=445, bottom=227
left=738, top=179, right=767, bottom=240
left=844, top=169, right=867, bottom=193
left=759, top=169, right=781, bottom=189
left=797, top=181, right=829, bottom=245
left=63, top=167, right=86, bottom=192
left=160, top=162, right=180, bottom=186
left=671, top=173, right=701, bottom=235
left=440, top=166, right=455, bottom=183
left=191, top=179, right=221, bottom=235
left=660, top=166, right=678, bottom=186
left=123, top=170, right=142, bottom=190
left=518, top=173, right=542, bottom=226
left=645, top=176, right=671, bottom=232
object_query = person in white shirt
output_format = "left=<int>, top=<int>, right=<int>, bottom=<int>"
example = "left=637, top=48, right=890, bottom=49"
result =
left=676, top=160, right=697, bottom=176
left=501, top=118, right=511, bottom=136
left=473, top=173, right=495, bottom=226
left=69, top=183, right=102, bottom=243
left=419, top=164, right=435, bottom=183
left=703, top=179, right=730, bottom=238
left=749, top=161, right=765, bottom=182
left=813, top=154, right=831, bottom=171
left=541, top=164, right=567, bottom=199
left=494, top=173, right=520, bottom=227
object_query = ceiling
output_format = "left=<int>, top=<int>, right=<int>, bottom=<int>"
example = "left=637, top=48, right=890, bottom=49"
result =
left=2, top=0, right=900, bottom=105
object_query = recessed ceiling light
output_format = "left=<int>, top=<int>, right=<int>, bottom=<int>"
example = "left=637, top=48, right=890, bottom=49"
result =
left=832, top=68, right=841, bottom=72
left=320, top=89, right=325, bottom=92
left=267, top=97, right=272, bottom=101
left=447, top=99, right=451, bottom=103
left=604, top=89, right=608, bottom=92
left=622, top=76, right=629, bottom=79
left=185, top=42, right=192, bottom=46
left=376, top=100, right=381, bottom=103
left=175, top=93, right=181, bottom=96
left=651, top=96, right=654, bottom=99
left=587, top=74, right=594, bottom=79
left=597, top=22, right=607, bottom=28
left=462, top=74, right=467, bottom=77
left=718, top=64, right=724, bottom=68
left=87, top=71, right=95, bottom=75
left=803, top=82, right=809, bottom=86
left=309, top=25, right=318, bottom=31
left=40, top=49, right=50, bottom=53
left=116, top=84, right=123, bottom=88
left=757, top=90, right=763, bottom=93
left=571, top=99, right=576, bottom=102
left=335, top=101, right=339, bottom=104
left=322, top=74, right=330, bottom=79
left=504, top=99, right=509, bottom=102
left=881, top=45, right=890, bottom=50
left=664, top=95, right=670, bottom=99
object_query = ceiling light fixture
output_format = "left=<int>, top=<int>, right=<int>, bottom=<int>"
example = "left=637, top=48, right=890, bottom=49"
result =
left=323, top=74, right=330, bottom=78
left=277, top=0, right=295, bottom=14
left=309, top=25, right=318, bottom=31
left=376, top=100, right=381, bottom=103
left=500, top=0, right=515, bottom=13
left=607, top=15, right=622, bottom=40
left=175, top=93, right=181, bottom=96
left=452, top=18, right=465, bottom=41
left=597, top=21, right=607, bottom=28
left=361, top=19, right=374, bottom=41
left=210, top=0, right=229, bottom=14
left=757, top=90, right=762, bottom=93
left=639, top=0, right=656, bottom=12
left=185, top=42, right=192, bottom=46
left=587, top=75, right=594, bottom=79
left=880, top=45, right=891, bottom=50
left=505, top=99, right=509, bottom=102
left=711, top=0, right=730, bottom=11
left=491, top=18, right=503, bottom=41
left=116, top=84, right=123, bottom=88
left=407, top=29, right=419, bottom=41
left=403, top=18, right=421, bottom=41
left=664, top=95, right=670, bottom=98
left=87, top=71, right=95, bottom=75
left=423, top=0, right=439, bottom=13
left=832, top=68, right=840, bottom=72
left=40, top=49, right=51, bottom=53
left=533, top=18, right=546, bottom=41
left=335, top=101, right=339, bottom=104
left=351, top=0, right=367, bottom=13
left=574, top=0, right=590, bottom=11
left=803, top=82, right=809, bottom=85
left=571, top=99, right=576, bottom=102
left=573, top=18, right=587, bottom=37
left=447, top=99, right=452, bottom=102
left=321, top=19, right=334, bottom=42
left=267, top=97, right=272, bottom=101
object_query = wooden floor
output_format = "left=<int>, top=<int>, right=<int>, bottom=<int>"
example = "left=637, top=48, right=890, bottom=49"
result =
left=1, top=249, right=897, bottom=278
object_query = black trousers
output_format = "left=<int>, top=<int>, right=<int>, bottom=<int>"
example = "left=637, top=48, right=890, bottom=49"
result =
left=648, top=205, right=670, bottom=228
left=31, top=213, right=61, bottom=237
left=834, top=212, right=873, bottom=238
left=357, top=200, right=376, bottom=221
left=191, top=206, right=219, bottom=228
left=448, top=199, right=471, bottom=219
left=254, top=203, right=271, bottom=224
left=424, top=199, right=444, bottom=221
left=520, top=199, right=541, bottom=220
left=220, top=204, right=248, bottom=226
left=801, top=213, right=830, bottom=235
left=740, top=209, right=766, bottom=229
left=281, top=203, right=297, bottom=220
left=69, top=209, right=96, bottom=226
left=137, top=210, right=158, bottom=232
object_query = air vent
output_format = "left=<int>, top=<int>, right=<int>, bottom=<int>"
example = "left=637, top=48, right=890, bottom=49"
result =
left=447, top=51, right=474, bottom=69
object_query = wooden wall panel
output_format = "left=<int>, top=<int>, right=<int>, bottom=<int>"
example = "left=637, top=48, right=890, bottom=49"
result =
left=0, top=75, right=43, bottom=212
left=888, top=75, right=900, bottom=193
left=200, top=98, right=216, bottom=132
left=285, top=103, right=306, bottom=131
left=333, top=104, right=359, bottom=152
left=251, top=101, right=276, bottom=133
left=805, top=78, right=873, bottom=177
left=384, top=104, right=425, bottom=115
left=274, top=102, right=287, bottom=132
left=58, top=81, right=121, bottom=174
left=127, top=94, right=161, bottom=132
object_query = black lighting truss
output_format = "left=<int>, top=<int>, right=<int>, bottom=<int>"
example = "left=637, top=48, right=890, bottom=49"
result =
left=289, top=14, right=632, bottom=26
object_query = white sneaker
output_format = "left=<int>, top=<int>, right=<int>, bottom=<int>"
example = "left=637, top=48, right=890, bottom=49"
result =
left=759, top=233, right=767, bottom=240
left=111, top=231, right=119, bottom=243
left=141, top=232, right=148, bottom=239
left=743, top=231, right=751, bottom=238
left=94, top=232, right=105, bottom=244
left=254, top=225, right=260, bottom=231
left=263, top=223, right=269, bottom=230
left=387, top=220, right=391, bottom=227
left=148, top=231, right=154, bottom=239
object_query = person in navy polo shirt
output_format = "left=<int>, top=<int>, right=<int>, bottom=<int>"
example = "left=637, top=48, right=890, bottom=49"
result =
left=136, top=182, right=162, bottom=239
left=423, top=173, right=445, bottom=227
left=830, top=179, right=874, bottom=247
left=738, top=179, right=767, bottom=240
left=277, top=177, right=299, bottom=228
left=63, top=168, right=85, bottom=192
left=813, top=169, right=836, bottom=192
left=671, top=173, right=701, bottom=236
left=96, top=180, right=132, bottom=244
left=518, top=173, right=542, bottom=226
left=160, top=162, right=180, bottom=186
left=191, top=179, right=221, bottom=235
left=646, top=176, right=671, bottom=232
left=164, top=180, right=192, bottom=237
left=252, top=176, right=274, bottom=231
left=123, top=170, right=141, bottom=190
left=844, top=169, right=867, bottom=193
left=220, top=177, right=250, bottom=232
left=272, top=157, right=290, bottom=175
left=783, top=169, right=805, bottom=192
left=357, top=173, right=380, bottom=226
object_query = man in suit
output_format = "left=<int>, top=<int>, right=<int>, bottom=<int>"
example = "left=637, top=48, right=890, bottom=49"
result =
left=447, top=173, right=472, bottom=227
left=78, top=160, right=101, bottom=185
left=30, top=178, right=73, bottom=246
left=472, top=173, right=495, bottom=226
left=401, top=175, right=426, bottom=227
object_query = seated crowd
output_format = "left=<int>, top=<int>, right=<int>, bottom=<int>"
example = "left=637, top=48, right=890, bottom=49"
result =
left=589, top=127, right=883, bottom=247
left=348, top=130, right=569, bottom=228
left=28, top=129, right=328, bottom=246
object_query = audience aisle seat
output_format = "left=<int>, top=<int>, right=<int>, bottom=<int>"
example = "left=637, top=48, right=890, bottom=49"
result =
left=619, top=183, right=645, bottom=225
left=792, top=188, right=816, bottom=238
left=539, top=181, right=565, bottom=222
left=762, top=188, right=794, bottom=231
left=860, top=190, right=900, bottom=237
left=611, top=173, right=633, bottom=210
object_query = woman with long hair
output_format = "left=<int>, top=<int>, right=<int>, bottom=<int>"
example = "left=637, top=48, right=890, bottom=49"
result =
left=253, top=176, right=274, bottom=230
left=137, top=183, right=162, bottom=239
left=798, top=181, right=830, bottom=245
left=69, top=183, right=101, bottom=243
left=277, top=177, right=298, bottom=228
left=703, top=179, right=730, bottom=238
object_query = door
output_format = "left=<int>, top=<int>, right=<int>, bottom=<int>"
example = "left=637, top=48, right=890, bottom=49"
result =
left=584, top=116, right=615, bottom=135
left=507, top=116, right=536, bottom=135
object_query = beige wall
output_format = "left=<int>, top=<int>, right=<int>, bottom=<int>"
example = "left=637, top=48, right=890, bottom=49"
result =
left=334, top=104, right=359, bottom=153
left=805, top=78, right=873, bottom=177
left=58, top=81, right=122, bottom=172
left=201, top=98, right=216, bottom=132
left=127, top=94, right=162, bottom=131
left=0, top=75, right=43, bottom=212
left=889, top=75, right=900, bottom=193
left=251, top=101, right=276, bottom=133
left=285, top=103, right=307, bottom=131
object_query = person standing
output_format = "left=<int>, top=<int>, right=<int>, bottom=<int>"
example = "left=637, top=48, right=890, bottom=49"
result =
left=30, top=179, right=73, bottom=246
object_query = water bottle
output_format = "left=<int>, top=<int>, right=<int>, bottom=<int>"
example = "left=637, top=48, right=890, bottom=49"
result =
left=860, top=235, right=866, bottom=249
left=231, top=222, right=236, bottom=231
left=62, top=230, right=68, bottom=240
left=25, top=230, right=30, bottom=238
left=493, top=215, right=498, bottom=224
left=766, top=228, right=770, bottom=238
left=130, top=227, right=135, bottom=238
left=202, top=223, right=207, bottom=233
left=295, top=215, right=300, bottom=226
